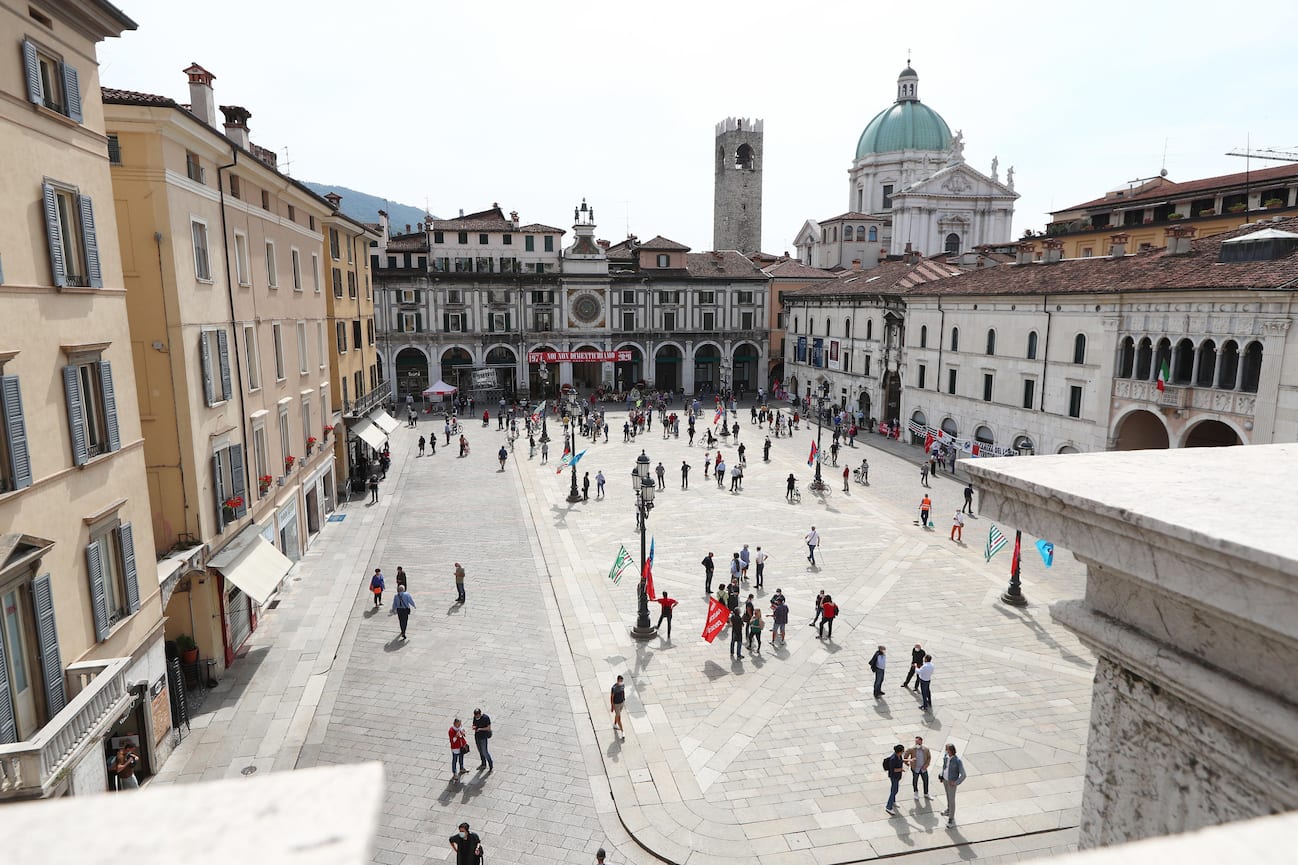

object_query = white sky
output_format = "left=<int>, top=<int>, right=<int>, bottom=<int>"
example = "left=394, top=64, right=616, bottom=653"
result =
left=98, top=0, right=1298, bottom=254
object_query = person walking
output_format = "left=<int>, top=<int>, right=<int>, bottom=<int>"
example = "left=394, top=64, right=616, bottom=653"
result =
left=368, top=473, right=379, bottom=503
left=805, top=526, right=820, bottom=565
left=582, top=472, right=591, bottom=502
left=737, top=442, right=746, bottom=465
left=596, top=470, right=606, bottom=499
left=809, top=589, right=825, bottom=627
left=729, top=608, right=745, bottom=659
left=448, top=718, right=469, bottom=779
left=418, top=435, right=427, bottom=456
left=454, top=562, right=466, bottom=604
left=903, top=643, right=926, bottom=691
left=391, top=584, right=415, bottom=639
left=716, top=458, right=726, bottom=489
left=747, top=608, right=765, bottom=653
left=940, top=744, right=967, bottom=827
left=449, top=822, right=484, bottom=865
left=842, top=465, right=850, bottom=492
left=445, top=419, right=453, bottom=447
left=884, top=744, right=906, bottom=816
left=950, top=511, right=964, bottom=543
left=786, top=473, right=797, bottom=501
left=771, top=594, right=788, bottom=646
left=962, top=482, right=975, bottom=515
left=655, top=592, right=677, bottom=638
left=680, top=461, right=690, bottom=489
left=830, top=441, right=839, bottom=467
left=754, top=546, right=767, bottom=588
left=920, top=461, right=930, bottom=487
left=701, top=552, right=715, bottom=594
left=905, top=736, right=932, bottom=801
left=369, top=568, right=385, bottom=607
left=729, top=552, right=741, bottom=588
left=869, top=645, right=887, bottom=696
left=395, top=566, right=408, bottom=588
left=471, top=708, right=494, bottom=771
left=739, top=545, right=751, bottom=583
left=655, top=461, right=666, bottom=490
left=817, top=594, right=837, bottom=640
left=919, top=495, right=932, bottom=529
left=610, top=675, right=626, bottom=736
left=917, top=654, right=935, bottom=712
left=428, top=433, right=436, bottom=455
left=729, top=463, right=741, bottom=492
left=541, top=440, right=549, bottom=463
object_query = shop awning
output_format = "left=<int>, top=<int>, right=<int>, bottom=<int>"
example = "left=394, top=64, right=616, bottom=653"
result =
left=208, top=532, right=292, bottom=606
left=350, top=417, right=387, bottom=450
left=368, top=408, right=400, bottom=435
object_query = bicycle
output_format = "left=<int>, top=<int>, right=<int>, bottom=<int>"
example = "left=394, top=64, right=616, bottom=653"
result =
left=853, top=466, right=869, bottom=485
left=808, top=478, right=831, bottom=497
left=786, top=485, right=802, bottom=504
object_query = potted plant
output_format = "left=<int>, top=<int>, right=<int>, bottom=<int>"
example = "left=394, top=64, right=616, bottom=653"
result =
left=1228, top=203, right=1247, bottom=213
left=285, top=455, right=296, bottom=471
left=1264, top=198, right=1285, bottom=209
left=322, top=424, right=334, bottom=439
left=1198, top=208, right=1216, bottom=217
left=258, top=474, right=273, bottom=496
left=175, top=634, right=199, bottom=665
left=221, top=496, right=244, bottom=520
left=1168, top=212, right=1184, bottom=220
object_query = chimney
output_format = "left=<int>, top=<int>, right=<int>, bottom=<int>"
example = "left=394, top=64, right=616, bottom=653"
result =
left=1015, top=241, right=1036, bottom=266
left=377, top=210, right=389, bottom=242
left=405, top=224, right=411, bottom=234
left=1042, top=239, right=1064, bottom=264
left=510, top=210, right=519, bottom=229
left=324, top=192, right=342, bottom=212
left=458, top=208, right=465, bottom=218
left=220, top=104, right=251, bottom=150
left=1109, top=232, right=1129, bottom=259
left=851, top=258, right=862, bottom=271
left=183, top=63, right=217, bottom=129
left=1165, top=225, right=1197, bottom=255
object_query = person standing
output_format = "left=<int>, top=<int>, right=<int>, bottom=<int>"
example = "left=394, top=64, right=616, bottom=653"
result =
left=655, top=461, right=666, bottom=490
left=771, top=595, right=788, bottom=646
left=940, top=744, right=967, bottom=827
left=448, top=718, right=469, bottom=779
left=369, top=568, right=385, bottom=607
left=680, top=461, right=690, bottom=489
left=805, top=526, right=820, bottom=565
left=582, top=472, right=591, bottom=502
left=471, top=708, right=494, bottom=771
left=754, top=546, right=767, bottom=588
left=809, top=590, right=825, bottom=627
left=703, top=451, right=711, bottom=480
left=610, top=675, right=626, bottom=736
left=655, top=592, right=678, bottom=638
left=842, top=465, right=850, bottom=492
left=729, top=608, right=745, bottom=659
left=962, top=482, right=975, bottom=515
left=454, top=562, right=466, bottom=604
left=903, top=643, right=926, bottom=691
left=786, top=473, right=797, bottom=501
left=716, top=458, right=726, bottom=489
left=920, top=461, right=930, bottom=487
left=884, top=744, right=905, bottom=816
left=869, top=645, right=887, bottom=697
left=917, top=654, right=935, bottom=712
left=904, top=736, right=932, bottom=801
left=395, top=566, right=408, bottom=588
left=596, top=470, right=606, bottom=499
left=449, top=822, right=483, bottom=865
left=368, top=473, right=379, bottom=503
left=737, top=442, right=746, bottom=465
left=919, top=495, right=932, bottom=529
left=391, top=584, right=415, bottom=639
left=763, top=436, right=771, bottom=462
left=418, top=435, right=427, bottom=456
left=739, top=545, right=751, bottom=583
left=108, top=742, right=140, bottom=790
left=445, top=419, right=452, bottom=446
left=817, top=595, right=837, bottom=640
left=701, top=552, right=715, bottom=594
left=541, top=440, right=549, bottom=463
left=729, top=552, right=741, bottom=587
left=747, top=607, right=765, bottom=653
left=729, top=463, right=741, bottom=492
left=950, top=511, right=964, bottom=543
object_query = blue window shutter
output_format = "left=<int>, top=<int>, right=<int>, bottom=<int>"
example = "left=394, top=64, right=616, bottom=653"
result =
left=1, top=376, right=32, bottom=490
left=98, top=361, right=120, bottom=452
left=43, top=182, right=67, bottom=288
left=228, top=446, right=246, bottom=517
left=213, top=454, right=226, bottom=533
left=63, top=365, right=88, bottom=465
left=79, top=195, right=101, bottom=288
left=86, top=540, right=109, bottom=641
left=22, top=40, right=41, bottom=106
left=0, top=251, right=5, bottom=284
left=216, top=329, right=232, bottom=400
left=119, top=523, right=140, bottom=614
left=32, top=573, right=67, bottom=717
left=200, top=333, right=215, bottom=405
left=62, top=63, right=82, bottom=123
left=0, top=621, right=14, bottom=743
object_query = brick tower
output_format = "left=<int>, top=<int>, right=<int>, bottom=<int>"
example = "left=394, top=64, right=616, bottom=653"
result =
left=712, top=117, right=763, bottom=254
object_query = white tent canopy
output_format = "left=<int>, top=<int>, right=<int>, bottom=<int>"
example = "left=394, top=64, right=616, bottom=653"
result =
left=423, top=380, right=458, bottom=396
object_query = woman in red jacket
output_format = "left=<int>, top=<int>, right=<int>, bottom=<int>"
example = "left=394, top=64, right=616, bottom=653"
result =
left=449, top=718, right=469, bottom=780
left=818, top=595, right=838, bottom=640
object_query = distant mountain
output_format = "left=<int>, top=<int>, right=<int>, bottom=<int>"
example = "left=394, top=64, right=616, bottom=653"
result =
left=301, top=182, right=434, bottom=233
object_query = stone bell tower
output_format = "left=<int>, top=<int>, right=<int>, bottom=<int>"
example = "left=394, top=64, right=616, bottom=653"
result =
left=712, top=117, right=764, bottom=254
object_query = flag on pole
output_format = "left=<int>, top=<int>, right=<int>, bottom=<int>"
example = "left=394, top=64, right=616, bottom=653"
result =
left=1035, top=539, right=1055, bottom=568
left=713, top=408, right=724, bottom=426
left=607, top=545, right=635, bottom=585
left=807, top=440, right=819, bottom=467
left=529, top=401, right=547, bottom=424
left=1010, top=531, right=1022, bottom=577
left=556, top=448, right=588, bottom=474
left=985, top=524, right=1008, bottom=561
left=642, top=537, right=657, bottom=600
left=1156, top=359, right=1170, bottom=392
left=701, top=596, right=729, bottom=643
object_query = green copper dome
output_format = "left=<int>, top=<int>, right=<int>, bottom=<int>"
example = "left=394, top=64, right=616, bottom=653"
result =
left=855, top=100, right=952, bottom=158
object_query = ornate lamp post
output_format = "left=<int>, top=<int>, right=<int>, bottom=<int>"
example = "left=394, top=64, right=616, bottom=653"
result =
left=810, top=379, right=830, bottom=492
left=718, top=357, right=733, bottom=439
left=1001, top=529, right=1028, bottom=606
left=630, top=450, right=658, bottom=639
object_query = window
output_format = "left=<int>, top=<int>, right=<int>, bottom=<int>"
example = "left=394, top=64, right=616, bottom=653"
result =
left=983, top=373, right=993, bottom=402
left=1081, top=247, right=1093, bottom=258
left=0, top=374, right=33, bottom=493
left=301, top=398, right=312, bottom=451
left=234, top=233, right=250, bottom=285
left=211, top=442, right=248, bottom=533
left=622, top=311, right=635, bottom=331
left=737, top=291, right=754, bottom=304
left=502, top=234, right=512, bottom=245
left=702, top=311, right=716, bottom=330
left=63, top=358, right=120, bottom=464
left=252, top=424, right=268, bottom=495
left=525, top=236, right=535, bottom=252
left=265, top=241, right=278, bottom=287
left=621, top=290, right=636, bottom=304
left=447, top=289, right=463, bottom=304
left=332, top=267, right=343, bottom=298
left=346, top=236, right=353, bottom=265
left=920, top=325, right=927, bottom=348
left=1022, top=378, right=1035, bottom=409
left=107, top=134, right=122, bottom=165
left=185, top=151, right=204, bottom=183
left=243, top=325, right=261, bottom=390
left=260, top=190, right=270, bottom=211
left=457, top=231, right=468, bottom=244
left=986, top=329, right=996, bottom=355
left=475, top=257, right=493, bottom=273
left=699, top=291, right=716, bottom=304
left=916, top=364, right=926, bottom=390
left=352, top=320, right=362, bottom=349
left=1068, top=385, right=1083, bottom=418
left=229, top=175, right=241, bottom=199
left=41, top=181, right=101, bottom=288
left=86, top=521, right=140, bottom=637
left=950, top=327, right=959, bottom=351
left=1073, top=333, right=1087, bottom=364
left=367, top=318, right=375, bottom=345
left=21, top=39, right=81, bottom=122
left=287, top=204, right=295, bottom=222
left=657, top=253, right=669, bottom=268
left=291, top=249, right=302, bottom=291
left=1027, top=331, right=1038, bottom=360
left=472, top=233, right=485, bottom=245
left=881, top=184, right=894, bottom=210
left=500, top=257, right=517, bottom=273
left=947, top=368, right=957, bottom=395
left=945, top=233, right=960, bottom=255
left=191, top=220, right=211, bottom=280
left=347, top=271, right=357, bottom=297
left=865, top=319, right=872, bottom=340
left=329, top=229, right=340, bottom=260
left=353, top=371, right=363, bottom=403
left=444, top=313, right=463, bottom=333
left=199, top=328, right=232, bottom=405
left=533, top=311, right=552, bottom=331
left=434, top=231, right=445, bottom=243
left=297, top=322, right=308, bottom=374
left=741, top=312, right=754, bottom=330
left=317, top=322, right=326, bottom=369
left=454, top=257, right=473, bottom=272
left=656, top=290, right=679, bottom=304
left=399, top=289, right=417, bottom=304
left=311, top=252, right=320, bottom=293
left=278, top=409, right=291, bottom=464
left=309, top=215, right=315, bottom=231
left=272, top=323, right=285, bottom=380
left=336, top=322, right=347, bottom=353
left=663, top=312, right=676, bottom=331
left=868, top=226, right=878, bottom=242
left=432, top=257, right=449, bottom=272
left=489, top=313, right=509, bottom=333
left=544, top=236, right=554, bottom=252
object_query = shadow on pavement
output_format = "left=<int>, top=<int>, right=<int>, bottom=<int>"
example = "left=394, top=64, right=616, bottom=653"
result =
left=382, top=637, right=408, bottom=653
left=701, top=661, right=728, bottom=680
left=994, top=603, right=1092, bottom=668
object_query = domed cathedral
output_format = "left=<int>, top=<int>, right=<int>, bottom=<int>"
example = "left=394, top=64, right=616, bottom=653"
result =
left=846, top=63, right=1018, bottom=258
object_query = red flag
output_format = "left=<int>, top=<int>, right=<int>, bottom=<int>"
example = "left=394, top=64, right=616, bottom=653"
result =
left=643, top=537, right=656, bottom=600
left=924, top=433, right=934, bottom=453
left=807, top=440, right=818, bottom=467
left=1010, top=531, right=1021, bottom=577
left=701, top=597, right=729, bottom=643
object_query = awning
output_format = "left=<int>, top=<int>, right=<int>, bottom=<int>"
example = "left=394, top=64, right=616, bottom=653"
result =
left=368, top=408, right=400, bottom=435
left=208, top=531, right=293, bottom=606
left=350, top=417, right=387, bottom=450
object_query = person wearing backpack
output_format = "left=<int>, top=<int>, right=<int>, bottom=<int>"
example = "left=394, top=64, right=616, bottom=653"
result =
left=940, top=743, right=968, bottom=827
left=817, top=595, right=838, bottom=640
left=884, top=744, right=906, bottom=815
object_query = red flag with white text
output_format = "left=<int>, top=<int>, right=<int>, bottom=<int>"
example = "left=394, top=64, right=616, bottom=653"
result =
left=701, top=597, right=729, bottom=643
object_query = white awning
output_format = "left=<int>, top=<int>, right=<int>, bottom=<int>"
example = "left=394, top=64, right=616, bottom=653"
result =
left=351, top=417, right=387, bottom=450
left=368, top=408, right=399, bottom=435
left=208, top=533, right=292, bottom=606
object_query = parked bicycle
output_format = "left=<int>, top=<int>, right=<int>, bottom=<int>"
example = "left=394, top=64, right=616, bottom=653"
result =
left=853, top=461, right=870, bottom=485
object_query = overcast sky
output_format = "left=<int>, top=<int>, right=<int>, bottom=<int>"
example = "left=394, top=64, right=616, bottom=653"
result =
left=98, top=0, right=1298, bottom=254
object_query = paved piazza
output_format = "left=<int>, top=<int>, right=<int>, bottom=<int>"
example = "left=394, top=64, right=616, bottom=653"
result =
left=153, top=404, right=1094, bottom=864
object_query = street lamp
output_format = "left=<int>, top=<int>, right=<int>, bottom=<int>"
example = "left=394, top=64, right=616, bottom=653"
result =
left=1001, top=529, right=1028, bottom=606
left=630, top=450, right=658, bottom=640
left=718, top=356, right=733, bottom=439
left=810, top=379, right=831, bottom=492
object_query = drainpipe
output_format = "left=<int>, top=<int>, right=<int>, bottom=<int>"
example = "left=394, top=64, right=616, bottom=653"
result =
left=935, top=299, right=945, bottom=399
left=1039, top=294, right=1052, bottom=411
left=215, top=150, right=254, bottom=515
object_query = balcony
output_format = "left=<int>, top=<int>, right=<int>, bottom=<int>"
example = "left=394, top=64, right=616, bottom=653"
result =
left=0, top=657, right=132, bottom=799
left=345, top=380, right=392, bottom=416
left=1111, top=379, right=1257, bottom=416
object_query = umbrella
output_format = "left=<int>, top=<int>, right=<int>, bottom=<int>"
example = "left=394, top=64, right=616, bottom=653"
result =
left=422, top=380, right=458, bottom=397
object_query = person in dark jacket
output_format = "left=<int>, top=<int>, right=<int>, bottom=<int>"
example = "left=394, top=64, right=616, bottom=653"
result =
left=701, top=552, right=715, bottom=594
left=903, top=643, right=926, bottom=691
left=449, top=822, right=483, bottom=865
left=729, top=609, right=745, bottom=659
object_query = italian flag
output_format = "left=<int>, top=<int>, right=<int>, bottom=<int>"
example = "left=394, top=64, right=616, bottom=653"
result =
left=1156, top=359, right=1170, bottom=392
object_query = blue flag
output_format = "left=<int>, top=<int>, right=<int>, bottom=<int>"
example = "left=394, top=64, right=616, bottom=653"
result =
left=1035, top=539, right=1054, bottom=568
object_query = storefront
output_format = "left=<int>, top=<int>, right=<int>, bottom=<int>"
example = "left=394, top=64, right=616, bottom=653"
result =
left=207, top=522, right=294, bottom=666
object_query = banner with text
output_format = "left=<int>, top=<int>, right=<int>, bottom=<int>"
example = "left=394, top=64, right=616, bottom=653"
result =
left=701, top=597, right=730, bottom=644
left=528, top=350, right=632, bottom=363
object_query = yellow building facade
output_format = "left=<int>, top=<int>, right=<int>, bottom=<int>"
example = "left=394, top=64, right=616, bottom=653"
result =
left=0, top=0, right=176, bottom=797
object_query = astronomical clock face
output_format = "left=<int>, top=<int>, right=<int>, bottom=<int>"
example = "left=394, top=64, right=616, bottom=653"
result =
left=567, top=289, right=606, bottom=328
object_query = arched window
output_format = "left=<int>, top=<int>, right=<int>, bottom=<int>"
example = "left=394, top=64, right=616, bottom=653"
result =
left=855, top=225, right=865, bottom=241
left=1073, top=333, right=1087, bottom=364
left=919, top=325, right=927, bottom=348
left=735, top=143, right=754, bottom=170
left=844, top=319, right=851, bottom=339
left=867, top=320, right=874, bottom=340
left=1027, top=331, right=1038, bottom=360
left=974, top=425, right=994, bottom=446
left=1136, top=337, right=1153, bottom=379
left=1173, top=338, right=1194, bottom=384
left=986, top=329, right=996, bottom=356
left=825, top=317, right=831, bottom=336
left=868, top=226, right=878, bottom=242
left=1240, top=341, right=1263, bottom=392
left=950, top=327, right=960, bottom=352
left=1218, top=340, right=1239, bottom=389
left=1013, top=435, right=1035, bottom=455
left=945, top=233, right=961, bottom=255
left=793, top=317, right=799, bottom=334
left=1196, top=340, right=1217, bottom=387
left=1118, top=336, right=1135, bottom=378
left=1153, top=338, right=1172, bottom=382
left=941, top=417, right=958, bottom=437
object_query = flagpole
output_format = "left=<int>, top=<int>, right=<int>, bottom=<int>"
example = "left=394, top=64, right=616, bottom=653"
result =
left=1001, top=529, right=1027, bottom=606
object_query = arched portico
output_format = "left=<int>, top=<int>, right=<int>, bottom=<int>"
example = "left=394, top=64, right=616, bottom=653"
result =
left=394, top=346, right=429, bottom=401
left=440, top=346, right=474, bottom=391
left=693, top=343, right=721, bottom=394
left=654, top=343, right=683, bottom=393
left=1112, top=408, right=1170, bottom=450
left=1181, top=418, right=1244, bottom=448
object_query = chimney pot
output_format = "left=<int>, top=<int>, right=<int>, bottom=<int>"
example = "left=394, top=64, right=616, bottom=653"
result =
left=1015, top=242, right=1036, bottom=266
left=1165, top=225, right=1197, bottom=255
left=405, top=224, right=411, bottom=233
left=219, top=104, right=251, bottom=150
left=1042, top=239, right=1064, bottom=264
left=851, top=258, right=862, bottom=271
left=184, top=63, right=218, bottom=130
left=1109, top=232, right=1130, bottom=259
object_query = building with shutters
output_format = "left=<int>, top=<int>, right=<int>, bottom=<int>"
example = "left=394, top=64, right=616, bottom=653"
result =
left=103, top=65, right=337, bottom=676
left=0, top=0, right=176, bottom=797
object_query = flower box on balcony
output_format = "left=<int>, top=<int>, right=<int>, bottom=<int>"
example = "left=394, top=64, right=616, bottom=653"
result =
left=285, top=455, right=296, bottom=471
left=1168, top=212, right=1184, bottom=220
left=1264, top=199, right=1285, bottom=209
left=1198, top=209, right=1216, bottom=217
left=1228, top=204, right=1247, bottom=213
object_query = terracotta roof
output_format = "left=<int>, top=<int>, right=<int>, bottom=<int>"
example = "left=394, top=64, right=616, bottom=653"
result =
left=639, top=235, right=691, bottom=252
left=385, top=234, right=428, bottom=253
left=102, top=87, right=176, bottom=107
left=517, top=223, right=565, bottom=234
left=819, top=211, right=881, bottom=223
left=684, top=251, right=767, bottom=280
left=763, top=260, right=837, bottom=279
left=1055, top=163, right=1298, bottom=213
left=604, top=238, right=637, bottom=259
left=786, top=259, right=962, bottom=299
left=907, top=217, right=1298, bottom=297
left=430, top=216, right=512, bottom=231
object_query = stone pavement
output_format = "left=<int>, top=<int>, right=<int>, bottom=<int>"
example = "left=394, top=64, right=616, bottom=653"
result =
left=149, top=403, right=1094, bottom=864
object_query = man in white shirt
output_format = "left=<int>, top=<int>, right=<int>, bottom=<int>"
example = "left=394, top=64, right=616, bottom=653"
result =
left=869, top=645, right=887, bottom=697
left=805, top=527, right=820, bottom=565
left=917, top=654, right=935, bottom=712
left=754, top=547, right=768, bottom=588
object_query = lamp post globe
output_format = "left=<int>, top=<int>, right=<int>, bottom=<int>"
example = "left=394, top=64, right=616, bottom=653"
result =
left=631, top=450, right=658, bottom=640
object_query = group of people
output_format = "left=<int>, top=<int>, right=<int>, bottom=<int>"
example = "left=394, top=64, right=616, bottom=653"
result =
left=884, top=738, right=967, bottom=827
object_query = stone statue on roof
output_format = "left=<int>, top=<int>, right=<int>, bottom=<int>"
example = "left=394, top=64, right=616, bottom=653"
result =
left=1006, top=166, right=1015, bottom=190
left=950, top=129, right=965, bottom=161
left=991, top=155, right=999, bottom=181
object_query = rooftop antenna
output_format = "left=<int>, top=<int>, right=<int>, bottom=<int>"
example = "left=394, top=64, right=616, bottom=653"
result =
left=280, top=146, right=292, bottom=176
left=1160, top=138, right=1168, bottom=175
